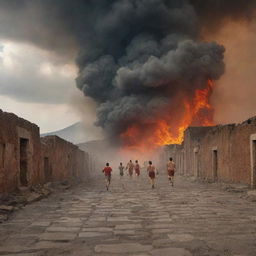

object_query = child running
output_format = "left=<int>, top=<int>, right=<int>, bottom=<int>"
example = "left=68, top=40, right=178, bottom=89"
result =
left=119, top=162, right=124, bottom=178
left=147, top=161, right=156, bottom=189
left=102, top=163, right=112, bottom=191
left=134, top=160, right=140, bottom=177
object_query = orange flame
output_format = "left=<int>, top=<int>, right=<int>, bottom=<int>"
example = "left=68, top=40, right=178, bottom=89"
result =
left=120, top=79, right=214, bottom=152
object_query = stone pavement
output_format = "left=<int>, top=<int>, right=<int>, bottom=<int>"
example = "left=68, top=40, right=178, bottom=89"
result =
left=0, top=171, right=256, bottom=256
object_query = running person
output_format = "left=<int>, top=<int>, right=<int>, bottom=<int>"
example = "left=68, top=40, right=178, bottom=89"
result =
left=134, top=160, right=140, bottom=177
left=102, top=163, right=112, bottom=190
left=126, top=160, right=134, bottom=177
left=167, top=157, right=176, bottom=186
left=147, top=161, right=156, bottom=189
left=119, top=162, right=124, bottom=178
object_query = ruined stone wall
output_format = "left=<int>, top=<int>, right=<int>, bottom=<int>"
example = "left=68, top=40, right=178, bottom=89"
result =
left=199, top=125, right=234, bottom=182
left=229, top=119, right=256, bottom=184
left=199, top=118, right=256, bottom=184
left=0, top=110, right=41, bottom=193
left=183, top=127, right=215, bottom=177
left=0, top=110, right=90, bottom=194
left=41, top=136, right=89, bottom=182
left=159, top=117, right=256, bottom=185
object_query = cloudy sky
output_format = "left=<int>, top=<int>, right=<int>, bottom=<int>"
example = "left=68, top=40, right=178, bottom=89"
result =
left=0, top=0, right=255, bottom=139
left=0, top=39, right=84, bottom=133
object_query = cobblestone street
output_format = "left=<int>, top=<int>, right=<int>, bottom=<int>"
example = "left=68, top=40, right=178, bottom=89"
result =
left=0, top=172, right=256, bottom=256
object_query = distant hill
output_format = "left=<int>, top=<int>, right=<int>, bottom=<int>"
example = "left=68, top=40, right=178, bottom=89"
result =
left=41, top=122, right=102, bottom=145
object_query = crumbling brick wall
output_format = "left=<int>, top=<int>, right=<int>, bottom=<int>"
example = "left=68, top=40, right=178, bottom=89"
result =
left=41, top=136, right=89, bottom=182
left=199, top=118, right=256, bottom=184
left=0, top=109, right=41, bottom=193
left=0, top=109, right=90, bottom=194
left=183, top=127, right=216, bottom=176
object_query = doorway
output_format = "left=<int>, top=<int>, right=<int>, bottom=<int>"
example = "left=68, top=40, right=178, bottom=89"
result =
left=250, top=135, right=256, bottom=189
left=44, top=157, right=52, bottom=182
left=212, top=149, right=218, bottom=181
left=0, top=143, right=5, bottom=168
left=194, top=149, right=199, bottom=177
left=20, top=138, right=29, bottom=186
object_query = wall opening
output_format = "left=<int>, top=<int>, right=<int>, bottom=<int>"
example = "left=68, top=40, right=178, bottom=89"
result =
left=0, top=143, right=5, bottom=168
left=181, top=151, right=185, bottom=175
left=212, top=149, right=218, bottom=181
left=250, top=136, right=256, bottom=189
left=20, top=138, right=29, bottom=186
left=194, top=150, right=199, bottom=177
left=44, top=157, right=52, bottom=182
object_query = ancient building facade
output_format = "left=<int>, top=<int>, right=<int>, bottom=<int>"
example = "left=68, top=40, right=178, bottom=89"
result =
left=0, top=110, right=42, bottom=193
left=183, top=127, right=216, bottom=177
left=0, top=110, right=90, bottom=194
left=164, top=117, right=256, bottom=188
left=199, top=118, right=256, bottom=187
left=41, top=136, right=89, bottom=183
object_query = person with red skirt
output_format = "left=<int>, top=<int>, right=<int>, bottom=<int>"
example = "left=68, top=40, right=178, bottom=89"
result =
left=167, top=157, right=176, bottom=186
left=102, top=163, right=112, bottom=191
left=147, top=161, right=156, bottom=189
left=134, top=160, right=140, bottom=177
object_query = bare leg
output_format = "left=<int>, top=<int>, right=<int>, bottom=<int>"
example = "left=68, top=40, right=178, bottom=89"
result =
left=151, top=178, right=155, bottom=189
left=170, top=176, right=174, bottom=186
left=106, top=177, right=111, bottom=190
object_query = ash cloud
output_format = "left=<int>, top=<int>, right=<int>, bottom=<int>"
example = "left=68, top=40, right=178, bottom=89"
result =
left=0, top=0, right=255, bottom=142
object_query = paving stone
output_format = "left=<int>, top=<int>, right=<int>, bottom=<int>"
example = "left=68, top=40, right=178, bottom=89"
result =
left=152, top=239, right=174, bottom=247
left=39, top=232, right=77, bottom=241
left=30, top=221, right=51, bottom=227
left=151, top=229, right=172, bottom=234
left=115, top=224, right=142, bottom=230
left=0, top=245, right=30, bottom=253
left=1, top=175, right=256, bottom=255
left=78, top=232, right=109, bottom=238
left=114, top=230, right=136, bottom=235
left=82, top=227, right=112, bottom=232
left=107, top=216, right=130, bottom=222
left=167, top=234, right=195, bottom=242
left=29, top=241, right=69, bottom=249
left=46, top=226, right=80, bottom=232
left=147, top=223, right=175, bottom=229
left=150, top=248, right=192, bottom=256
left=94, top=243, right=153, bottom=253
left=0, top=254, right=38, bottom=256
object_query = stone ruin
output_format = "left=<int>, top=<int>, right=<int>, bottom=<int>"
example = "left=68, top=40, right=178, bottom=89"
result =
left=160, top=116, right=256, bottom=188
left=0, top=109, right=91, bottom=195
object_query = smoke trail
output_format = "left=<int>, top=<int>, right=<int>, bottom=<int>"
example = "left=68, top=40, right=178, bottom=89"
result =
left=74, top=0, right=225, bottom=143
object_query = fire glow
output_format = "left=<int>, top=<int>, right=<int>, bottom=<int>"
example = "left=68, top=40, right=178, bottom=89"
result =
left=120, top=79, right=214, bottom=152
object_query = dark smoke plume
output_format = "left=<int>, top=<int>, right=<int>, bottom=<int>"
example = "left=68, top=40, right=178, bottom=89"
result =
left=0, top=0, right=255, bottom=144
